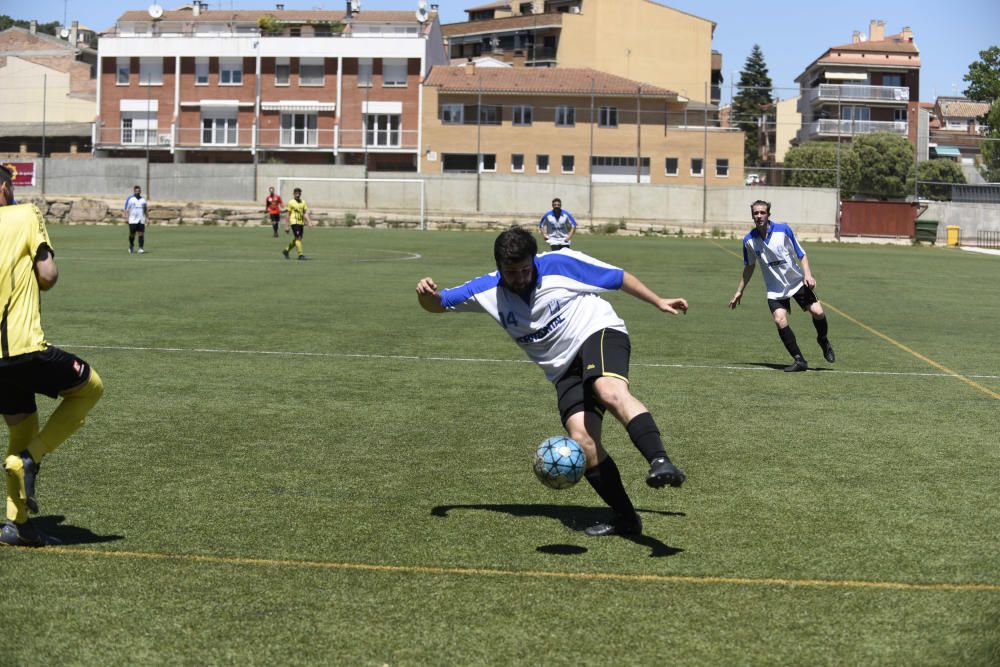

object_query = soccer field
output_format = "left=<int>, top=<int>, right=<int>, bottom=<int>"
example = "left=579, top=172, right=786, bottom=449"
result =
left=2, top=225, right=998, bottom=665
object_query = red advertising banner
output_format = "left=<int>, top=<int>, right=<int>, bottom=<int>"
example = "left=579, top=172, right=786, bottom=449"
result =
left=1, top=162, right=35, bottom=187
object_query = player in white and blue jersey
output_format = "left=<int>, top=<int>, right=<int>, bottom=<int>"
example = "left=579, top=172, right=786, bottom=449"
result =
left=417, top=226, right=688, bottom=537
left=538, top=198, right=577, bottom=251
left=124, top=185, right=148, bottom=255
left=729, top=200, right=835, bottom=372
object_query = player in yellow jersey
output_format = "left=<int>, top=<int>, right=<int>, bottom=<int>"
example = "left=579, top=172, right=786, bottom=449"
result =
left=0, top=164, right=104, bottom=547
left=281, top=187, right=313, bottom=261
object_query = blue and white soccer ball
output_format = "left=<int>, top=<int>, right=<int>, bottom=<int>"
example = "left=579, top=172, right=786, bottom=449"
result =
left=533, top=436, right=586, bottom=489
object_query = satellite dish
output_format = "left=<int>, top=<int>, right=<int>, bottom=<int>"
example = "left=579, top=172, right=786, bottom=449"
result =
left=59, top=27, right=70, bottom=39
left=350, top=0, right=361, bottom=13
left=148, top=3, right=164, bottom=19
left=415, top=4, right=429, bottom=23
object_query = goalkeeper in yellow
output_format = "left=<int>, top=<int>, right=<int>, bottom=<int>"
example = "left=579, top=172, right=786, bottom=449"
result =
left=0, top=164, right=103, bottom=547
left=281, top=187, right=313, bottom=261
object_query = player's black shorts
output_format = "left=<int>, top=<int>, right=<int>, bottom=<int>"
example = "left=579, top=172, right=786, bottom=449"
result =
left=291, top=224, right=304, bottom=240
left=547, top=244, right=571, bottom=251
left=554, top=328, right=631, bottom=425
left=269, top=213, right=281, bottom=223
left=768, top=284, right=818, bottom=313
left=0, top=346, right=92, bottom=414
left=128, top=223, right=146, bottom=233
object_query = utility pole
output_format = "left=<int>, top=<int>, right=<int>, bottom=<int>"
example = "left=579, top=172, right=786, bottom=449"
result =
left=41, top=74, right=47, bottom=196
left=145, top=73, right=152, bottom=196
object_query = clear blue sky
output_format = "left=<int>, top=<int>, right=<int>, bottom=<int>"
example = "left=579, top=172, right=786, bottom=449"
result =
left=4, top=0, right=998, bottom=103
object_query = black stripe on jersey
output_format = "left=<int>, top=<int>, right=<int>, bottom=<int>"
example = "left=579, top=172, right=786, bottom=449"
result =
left=1, top=300, right=9, bottom=358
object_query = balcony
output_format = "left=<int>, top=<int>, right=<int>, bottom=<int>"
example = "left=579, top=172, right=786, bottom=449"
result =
left=803, top=84, right=909, bottom=107
left=798, top=119, right=908, bottom=142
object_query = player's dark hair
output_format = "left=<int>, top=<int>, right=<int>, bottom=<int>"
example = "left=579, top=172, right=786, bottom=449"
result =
left=750, top=199, right=770, bottom=213
left=494, top=225, right=537, bottom=267
left=0, top=163, right=13, bottom=191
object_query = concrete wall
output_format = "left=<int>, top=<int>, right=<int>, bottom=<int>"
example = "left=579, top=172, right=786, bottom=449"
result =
left=922, top=201, right=1000, bottom=245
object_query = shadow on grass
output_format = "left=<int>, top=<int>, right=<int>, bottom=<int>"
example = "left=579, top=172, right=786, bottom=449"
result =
left=743, top=361, right=834, bottom=372
left=431, top=503, right=683, bottom=558
left=33, top=515, right=124, bottom=545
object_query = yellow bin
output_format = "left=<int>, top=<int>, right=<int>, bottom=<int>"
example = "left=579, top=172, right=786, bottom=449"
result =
left=947, top=225, right=961, bottom=246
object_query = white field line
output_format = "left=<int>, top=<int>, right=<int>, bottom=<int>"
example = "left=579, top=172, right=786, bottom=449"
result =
left=58, top=249, right=422, bottom=263
left=62, top=344, right=1000, bottom=381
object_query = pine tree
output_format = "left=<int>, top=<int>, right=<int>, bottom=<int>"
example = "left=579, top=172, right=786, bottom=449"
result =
left=732, top=45, right=775, bottom=167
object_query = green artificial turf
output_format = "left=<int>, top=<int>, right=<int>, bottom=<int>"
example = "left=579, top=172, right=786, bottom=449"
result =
left=0, top=225, right=997, bottom=665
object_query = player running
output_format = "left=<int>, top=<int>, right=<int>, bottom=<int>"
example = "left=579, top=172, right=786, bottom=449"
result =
left=282, top=188, right=312, bottom=261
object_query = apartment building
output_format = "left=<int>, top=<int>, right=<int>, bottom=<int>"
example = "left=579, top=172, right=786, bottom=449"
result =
left=795, top=20, right=920, bottom=146
left=95, top=3, right=448, bottom=168
left=442, top=0, right=722, bottom=106
left=929, top=96, right=990, bottom=164
left=0, top=23, right=97, bottom=156
left=421, top=63, right=743, bottom=185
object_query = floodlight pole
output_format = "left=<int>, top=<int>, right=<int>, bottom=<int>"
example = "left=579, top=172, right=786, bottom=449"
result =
left=41, top=74, right=47, bottom=196
left=145, top=73, right=152, bottom=196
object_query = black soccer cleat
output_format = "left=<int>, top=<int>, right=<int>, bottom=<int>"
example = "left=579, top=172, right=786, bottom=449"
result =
left=585, top=514, right=643, bottom=537
left=297, top=255, right=307, bottom=261
left=646, top=457, right=686, bottom=489
left=282, top=249, right=290, bottom=259
left=0, top=520, right=59, bottom=548
left=4, top=451, right=40, bottom=514
left=820, top=340, right=836, bottom=363
left=784, top=357, right=808, bottom=372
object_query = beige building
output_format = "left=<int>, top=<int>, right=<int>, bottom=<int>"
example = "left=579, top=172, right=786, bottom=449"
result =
left=443, top=0, right=721, bottom=105
left=421, top=64, right=743, bottom=185
left=0, top=24, right=97, bottom=156
left=774, top=96, right=801, bottom=163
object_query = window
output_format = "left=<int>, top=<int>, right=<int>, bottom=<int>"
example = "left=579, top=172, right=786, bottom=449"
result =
left=841, top=106, right=870, bottom=121
left=598, top=106, right=618, bottom=128
left=511, top=154, right=524, bottom=172
left=280, top=113, right=318, bottom=146
left=715, top=158, right=729, bottom=177
left=275, top=58, right=290, bottom=86
left=691, top=157, right=704, bottom=177
left=893, top=108, right=908, bottom=122
left=358, top=58, right=373, bottom=87
left=481, top=154, right=496, bottom=172
left=299, top=58, right=324, bottom=86
left=383, top=59, right=407, bottom=87
left=882, top=74, right=902, bottom=87
left=116, top=57, right=130, bottom=85
left=120, top=111, right=156, bottom=145
left=513, top=105, right=533, bottom=126
left=365, top=114, right=401, bottom=147
left=442, top=154, right=478, bottom=172
left=536, top=154, right=549, bottom=173
left=665, top=157, right=679, bottom=176
left=441, top=104, right=464, bottom=124
left=220, top=58, right=243, bottom=85
left=479, top=105, right=501, bottom=125
left=555, top=105, right=575, bottom=127
left=202, top=114, right=238, bottom=145
left=561, top=155, right=575, bottom=174
left=195, top=58, right=209, bottom=85
left=139, top=58, right=163, bottom=85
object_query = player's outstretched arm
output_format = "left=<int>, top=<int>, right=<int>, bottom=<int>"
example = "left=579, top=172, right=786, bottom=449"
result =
left=620, top=271, right=688, bottom=315
left=416, top=277, right=446, bottom=313
left=34, top=245, right=59, bottom=290
left=730, top=263, right=755, bottom=309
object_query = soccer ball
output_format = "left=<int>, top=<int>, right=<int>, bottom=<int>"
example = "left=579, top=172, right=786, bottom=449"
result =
left=533, top=436, right=586, bottom=489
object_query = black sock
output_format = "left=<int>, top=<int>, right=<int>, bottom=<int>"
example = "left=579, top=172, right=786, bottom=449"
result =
left=778, top=326, right=803, bottom=360
left=128, top=234, right=135, bottom=248
left=585, top=455, right=637, bottom=520
left=138, top=236, right=144, bottom=249
left=626, top=412, right=667, bottom=463
left=813, top=316, right=829, bottom=343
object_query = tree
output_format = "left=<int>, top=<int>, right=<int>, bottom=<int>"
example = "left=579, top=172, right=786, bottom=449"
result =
left=731, top=45, right=774, bottom=168
left=0, top=15, right=60, bottom=36
left=851, top=133, right=915, bottom=199
left=916, top=159, right=966, bottom=201
left=783, top=142, right=860, bottom=198
left=963, top=46, right=1000, bottom=182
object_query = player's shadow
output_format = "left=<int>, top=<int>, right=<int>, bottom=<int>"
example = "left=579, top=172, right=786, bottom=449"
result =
left=32, top=515, right=124, bottom=545
left=744, top=362, right=833, bottom=372
left=431, top=503, right=683, bottom=558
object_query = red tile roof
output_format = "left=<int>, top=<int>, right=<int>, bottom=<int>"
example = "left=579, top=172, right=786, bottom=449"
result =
left=443, top=13, right=563, bottom=37
left=425, top=66, right=677, bottom=97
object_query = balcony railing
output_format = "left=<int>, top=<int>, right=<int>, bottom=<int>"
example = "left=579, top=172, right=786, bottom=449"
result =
left=804, top=83, right=909, bottom=105
left=95, top=124, right=420, bottom=151
left=798, top=119, right=908, bottom=141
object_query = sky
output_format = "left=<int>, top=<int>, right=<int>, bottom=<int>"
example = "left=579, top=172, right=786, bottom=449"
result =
left=3, top=0, right=998, bottom=104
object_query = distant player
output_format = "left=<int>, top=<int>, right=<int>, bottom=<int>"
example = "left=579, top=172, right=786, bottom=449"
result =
left=125, top=185, right=148, bottom=254
left=265, top=186, right=283, bottom=238
left=729, top=200, right=835, bottom=372
left=0, top=164, right=104, bottom=547
left=538, top=197, right=577, bottom=251
left=282, top=188, right=312, bottom=261
left=417, top=226, right=688, bottom=537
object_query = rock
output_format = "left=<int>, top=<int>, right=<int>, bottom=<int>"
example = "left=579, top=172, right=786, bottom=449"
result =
left=67, top=199, right=109, bottom=222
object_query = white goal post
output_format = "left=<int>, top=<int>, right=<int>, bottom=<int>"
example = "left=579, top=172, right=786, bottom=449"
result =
left=274, top=177, right=426, bottom=230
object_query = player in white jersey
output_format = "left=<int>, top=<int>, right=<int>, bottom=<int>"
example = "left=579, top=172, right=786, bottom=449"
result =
left=124, top=185, right=148, bottom=255
left=416, top=226, right=688, bottom=537
left=538, top=197, right=577, bottom=251
left=729, top=200, right=835, bottom=372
